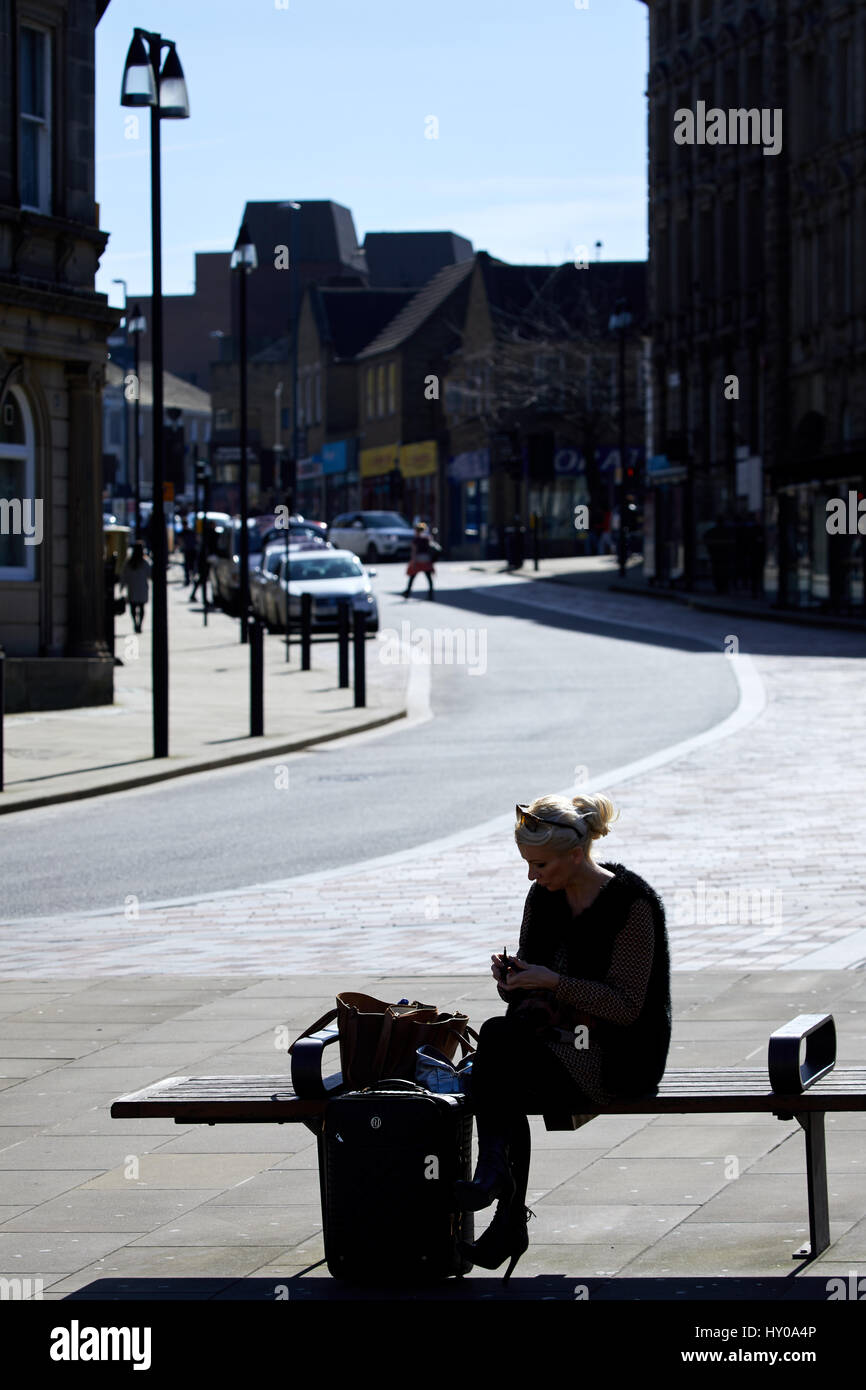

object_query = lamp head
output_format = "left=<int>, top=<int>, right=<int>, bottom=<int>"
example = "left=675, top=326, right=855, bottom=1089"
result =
left=158, top=44, right=190, bottom=119
left=120, top=31, right=156, bottom=107
left=231, top=222, right=258, bottom=273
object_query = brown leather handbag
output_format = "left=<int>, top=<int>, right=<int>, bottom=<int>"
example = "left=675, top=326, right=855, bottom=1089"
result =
left=289, top=991, right=472, bottom=1091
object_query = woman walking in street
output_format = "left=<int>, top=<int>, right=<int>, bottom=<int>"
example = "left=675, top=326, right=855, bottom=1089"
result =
left=454, top=792, right=671, bottom=1279
left=120, top=540, right=153, bottom=634
left=402, top=520, right=436, bottom=599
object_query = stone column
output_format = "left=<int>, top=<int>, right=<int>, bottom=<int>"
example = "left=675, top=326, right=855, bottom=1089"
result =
left=66, top=361, right=110, bottom=658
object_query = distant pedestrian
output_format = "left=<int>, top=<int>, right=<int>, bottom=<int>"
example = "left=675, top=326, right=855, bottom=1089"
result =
left=188, top=532, right=209, bottom=603
left=181, top=517, right=198, bottom=585
left=120, top=540, right=152, bottom=633
left=402, top=520, right=436, bottom=599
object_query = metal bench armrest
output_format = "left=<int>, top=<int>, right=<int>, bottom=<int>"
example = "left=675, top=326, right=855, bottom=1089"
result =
left=768, top=1013, right=836, bottom=1095
left=290, top=1025, right=342, bottom=1100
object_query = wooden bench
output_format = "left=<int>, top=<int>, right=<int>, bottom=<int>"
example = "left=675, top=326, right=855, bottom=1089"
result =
left=111, top=1012, right=866, bottom=1263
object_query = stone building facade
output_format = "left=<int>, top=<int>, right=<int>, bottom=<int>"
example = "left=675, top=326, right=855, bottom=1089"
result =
left=0, top=0, right=119, bottom=711
left=640, top=0, right=865, bottom=613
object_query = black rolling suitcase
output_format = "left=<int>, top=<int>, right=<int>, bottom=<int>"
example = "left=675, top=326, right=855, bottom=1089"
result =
left=318, top=1078, right=475, bottom=1283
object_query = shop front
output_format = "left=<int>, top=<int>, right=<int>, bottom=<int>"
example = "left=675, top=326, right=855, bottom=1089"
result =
left=765, top=476, right=864, bottom=615
left=321, top=439, right=359, bottom=523
left=360, top=443, right=401, bottom=512
left=398, top=440, right=439, bottom=530
left=447, top=448, right=490, bottom=559
left=527, top=445, right=591, bottom=556
left=295, top=456, right=324, bottom=519
left=642, top=454, right=688, bottom=584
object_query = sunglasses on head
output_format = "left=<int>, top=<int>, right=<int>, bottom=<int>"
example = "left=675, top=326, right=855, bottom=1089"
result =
left=515, top=804, right=587, bottom=837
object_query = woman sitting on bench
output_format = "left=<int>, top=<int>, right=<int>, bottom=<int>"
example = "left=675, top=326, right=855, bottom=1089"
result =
left=454, top=792, right=671, bottom=1278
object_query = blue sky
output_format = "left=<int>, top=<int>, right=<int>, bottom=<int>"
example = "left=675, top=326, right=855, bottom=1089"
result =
left=96, top=0, right=649, bottom=308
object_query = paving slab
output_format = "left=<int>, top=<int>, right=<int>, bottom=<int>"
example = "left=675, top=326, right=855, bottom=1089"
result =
left=0, top=1230, right=133, bottom=1273
left=127, top=1205, right=322, bottom=1247
left=41, top=1244, right=286, bottom=1285
left=80, top=1153, right=286, bottom=1190
left=1, top=1189, right=222, bottom=1232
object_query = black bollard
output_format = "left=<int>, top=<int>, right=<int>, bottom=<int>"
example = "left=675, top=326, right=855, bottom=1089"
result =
left=300, top=592, right=312, bottom=671
left=352, top=608, right=366, bottom=708
left=104, top=555, right=117, bottom=663
left=249, top=618, right=264, bottom=737
left=0, top=646, right=4, bottom=791
left=337, top=598, right=350, bottom=688
left=533, top=512, right=540, bottom=571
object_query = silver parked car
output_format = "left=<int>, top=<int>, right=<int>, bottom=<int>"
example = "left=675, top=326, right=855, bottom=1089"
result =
left=270, top=548, right=379, bottom=633
left=249, top=538, right=329, bottom=631
left=328, top=510, right=414, bottom=563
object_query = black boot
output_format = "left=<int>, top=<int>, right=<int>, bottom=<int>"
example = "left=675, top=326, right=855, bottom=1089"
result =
left=459, top=1202, right=536, bottom=1280
left=453, top=1122, right=514, bottom=1212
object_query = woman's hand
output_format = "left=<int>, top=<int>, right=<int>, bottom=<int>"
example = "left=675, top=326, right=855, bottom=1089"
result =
left=490, top=953, right=511, bottom=985
left=499, top=959, right=561, bottom=991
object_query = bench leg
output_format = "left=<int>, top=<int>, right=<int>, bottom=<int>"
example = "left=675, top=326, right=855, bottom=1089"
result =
left=793, top=1111, right=830, bottom=1260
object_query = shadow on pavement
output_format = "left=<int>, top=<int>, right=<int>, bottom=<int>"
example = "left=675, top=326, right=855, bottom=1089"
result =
left=59, top=1273, right=834, bottom=1301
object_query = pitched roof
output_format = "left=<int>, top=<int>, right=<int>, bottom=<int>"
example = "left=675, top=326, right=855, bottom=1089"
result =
left=355, top=257, right=476, bottom=360
left=477, top=252, right=648, bottom=339
left=314, top=287, right=416, bottom=359
left=363, top=231, right=474, bottom=288
left=105, top=362, right=211, bottom=412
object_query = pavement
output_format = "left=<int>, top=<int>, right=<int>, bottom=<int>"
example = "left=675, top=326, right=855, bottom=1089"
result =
left=0, top=560, right=411, bottom=813
left=1, top=553, right=864, bottom=1300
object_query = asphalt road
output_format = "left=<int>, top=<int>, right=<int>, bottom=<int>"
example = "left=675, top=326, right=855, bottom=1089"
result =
left=0, top=568, right=739, bottom=919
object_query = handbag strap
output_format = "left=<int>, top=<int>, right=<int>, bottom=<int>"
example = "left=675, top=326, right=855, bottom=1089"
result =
left=370, top=1009, right=395, bottom=1078
left=287, top=1006, right=338, bottom=1055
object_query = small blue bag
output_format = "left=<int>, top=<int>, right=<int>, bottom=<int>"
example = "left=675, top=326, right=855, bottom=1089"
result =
left=415, top=1028, right=477, bottom=1095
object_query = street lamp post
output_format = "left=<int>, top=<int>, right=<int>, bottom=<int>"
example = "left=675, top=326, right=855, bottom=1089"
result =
left=231, top=221, right=258, bottom=643
left=279, top=201, right=301, bottom=662
left=121, top=27, right=189, bottom=759
left=111, top=279, right=130, bottom=524
left=608, top=297, right=633, bottom=579
left=127, top=304, right=146, bottom=539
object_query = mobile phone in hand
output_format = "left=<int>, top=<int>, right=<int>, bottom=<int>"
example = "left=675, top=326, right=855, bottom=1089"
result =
left=501, top=948, right=510, bottom=982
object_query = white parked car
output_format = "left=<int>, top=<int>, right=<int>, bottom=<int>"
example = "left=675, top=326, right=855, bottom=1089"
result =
left=250, top=539, right=329, bottom=631
left=269, top=548, right=379, bottom=633
left=328, top=510, right=415, bottom=563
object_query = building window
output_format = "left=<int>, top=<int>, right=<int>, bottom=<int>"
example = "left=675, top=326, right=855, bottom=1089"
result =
left=19, top=26, right=52, bottom=214
left=190, top=418, right=198, bottom=444
left=215, top=408, right=232, bottom=429
left=365, top=368, right=375, bottom=419
left=676, top=1, right=691, bottom=37
left=387, top=362, right=396, bottom=414
left=0, top=387, right=38, bottom=580
left=376, top=365, right=385, bottom=418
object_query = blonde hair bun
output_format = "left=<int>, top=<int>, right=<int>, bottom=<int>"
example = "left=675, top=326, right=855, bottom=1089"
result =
left=571, top=792, right=618, bottom=841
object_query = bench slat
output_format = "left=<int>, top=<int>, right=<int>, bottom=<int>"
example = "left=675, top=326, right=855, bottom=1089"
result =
left=110, top=1068, right=866, bottom=1122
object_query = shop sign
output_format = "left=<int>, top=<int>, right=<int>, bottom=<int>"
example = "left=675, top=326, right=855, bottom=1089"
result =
left=553, top=448, right=585, bottom=475
left=360, top=444, right=399, bottom=478
left=448, top=448, right=490, bottom=482
left=399, top=441, right=437, bottom=478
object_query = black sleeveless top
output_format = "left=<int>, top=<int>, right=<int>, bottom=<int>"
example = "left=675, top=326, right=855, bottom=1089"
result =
left=501, top=862, right=671, bottom=1097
